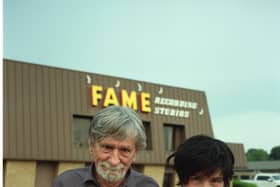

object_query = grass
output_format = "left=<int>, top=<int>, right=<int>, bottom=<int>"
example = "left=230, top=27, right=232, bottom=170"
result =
left=233, top=179, right=258, bottom=187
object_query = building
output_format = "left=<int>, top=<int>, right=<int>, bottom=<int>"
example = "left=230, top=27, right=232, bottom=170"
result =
left=3, top=59, right=248, bottom=187
left=247, top=161, right=280, bottom=173
left=234, top=161, right=280, bottom=179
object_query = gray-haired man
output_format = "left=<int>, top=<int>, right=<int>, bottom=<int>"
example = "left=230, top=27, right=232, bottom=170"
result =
left=53, top=106, right=159, bottom=187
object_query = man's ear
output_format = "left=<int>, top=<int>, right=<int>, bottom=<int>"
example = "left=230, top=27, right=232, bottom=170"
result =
left=88, top=139, right=94, bottom=155
left=132, top=153, right=137, bottom=162
left=132, top=147, right=138, bottom=162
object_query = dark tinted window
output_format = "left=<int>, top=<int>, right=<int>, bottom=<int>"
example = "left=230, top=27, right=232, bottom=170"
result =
left=73, top=115, right=92, bottom=148
left=163, top=124, right=185, bottom=151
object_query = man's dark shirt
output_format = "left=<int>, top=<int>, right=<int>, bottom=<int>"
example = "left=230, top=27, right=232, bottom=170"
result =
left=52, top=164, right=160, bottom=187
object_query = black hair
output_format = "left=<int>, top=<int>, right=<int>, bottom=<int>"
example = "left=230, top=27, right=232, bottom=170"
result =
left=166, top=135, right=234, bottom=187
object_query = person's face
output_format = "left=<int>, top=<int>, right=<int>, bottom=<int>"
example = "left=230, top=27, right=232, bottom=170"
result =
left=183, top=170, right=224, bottom=187
left=89, top=136, right=137, bottom=183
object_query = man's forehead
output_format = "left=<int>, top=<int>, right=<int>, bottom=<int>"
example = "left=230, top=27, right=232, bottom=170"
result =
left=98, top=136, right=136, bottom=147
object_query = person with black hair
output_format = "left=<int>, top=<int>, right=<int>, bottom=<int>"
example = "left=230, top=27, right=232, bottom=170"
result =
left=167, top=135, right=234, bottom=187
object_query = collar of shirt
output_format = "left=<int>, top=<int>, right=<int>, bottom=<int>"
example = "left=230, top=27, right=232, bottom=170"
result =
left=83, top=164, right=98, bottom=185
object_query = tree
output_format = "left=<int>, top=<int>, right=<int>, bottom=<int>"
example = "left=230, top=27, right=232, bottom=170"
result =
left=246, top=148, right=269, bottom=161
left=270, top=145, right=280, bottom=160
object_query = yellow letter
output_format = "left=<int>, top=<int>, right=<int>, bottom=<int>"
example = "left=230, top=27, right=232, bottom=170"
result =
left=139, top=92, right=151, bottom=112
left=120, top=90, right=138, bottom=110
left=103, top=88, right=119, bottom=107
left=91, top=85, right=103, bottom=106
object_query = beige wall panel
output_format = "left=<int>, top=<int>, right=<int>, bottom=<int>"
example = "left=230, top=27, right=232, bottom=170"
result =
left=174, top=175, right=179, bottom=187
left=56, top=69, right=65, bottom=159
left=29, top=65, right=39, bottom=158
left=143, top=165, right=165, bottom=187
left=62, top=71, right=71, bottom=160
left=22, top=64, right=32, bottom=158
left=3, top=63, right=9, bottom=157
left=7, top=62, right=17, bottom=157
left=228, top=143, right=248, bottom=169
left=4, top=161, right=36, bottom=187
left=72, top=71, right=80, bottom=113
left=72, top=72, right=80, bottom=160
left=15, top=63, right=24, bottom=157
left=81, top=73, right=93, bottom=161
left=67, top=71, right=76, bottom=160
left=49, top=68, right=59, bottom=159
left=79, top=72, right=87, bottom=114
left=36, top=66, right=46, bottom=159
left=42, top=67, right=52, bottom=159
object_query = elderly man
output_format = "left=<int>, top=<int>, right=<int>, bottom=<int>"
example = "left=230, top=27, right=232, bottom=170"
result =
left=53, top=106, right=159, bottom=187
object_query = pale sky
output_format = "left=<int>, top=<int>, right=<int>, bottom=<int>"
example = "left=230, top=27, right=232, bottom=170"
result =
left=4, top=0, right=280, bottom=152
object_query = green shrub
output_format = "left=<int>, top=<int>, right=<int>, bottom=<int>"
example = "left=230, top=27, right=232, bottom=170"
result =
left=233, top=179, right=257, bottom=187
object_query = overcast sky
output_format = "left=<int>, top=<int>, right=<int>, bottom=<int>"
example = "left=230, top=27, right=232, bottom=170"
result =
left=4, top=0, right=280, bottom=152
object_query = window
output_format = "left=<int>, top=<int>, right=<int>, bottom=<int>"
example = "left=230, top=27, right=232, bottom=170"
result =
left=132, top=164, right=144, bottom=173
left=85, top=162, right=91, bottom=167
left=273, top=175, right=280, bottom=180
left=73, top=115, right=92, bottom=148
left=143, top=121, right=152, bottom=150
left=240, top=175, right=250, bottom=180
left=163, top=172, right=175, bottom=187
left=163, top=124, right=185, bottom=151
left=35, top=162, right=58, bottom=187
left=257, top=176, right=270, bottom=181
